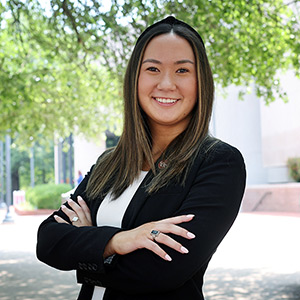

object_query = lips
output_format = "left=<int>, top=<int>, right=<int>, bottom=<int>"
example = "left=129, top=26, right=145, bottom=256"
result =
left=154, top=97, right=179, bottom=104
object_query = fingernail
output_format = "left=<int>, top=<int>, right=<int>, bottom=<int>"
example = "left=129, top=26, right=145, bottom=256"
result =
left=77, top=196, right=83, bottom=201
left=186, top=214, right=195, bottom=218
left=181, top=246, right=189, bottom=254
left=61, top=205, right=66, bottom=209
left=165, top=254, right=172, bottom=261
left=187, top=232, right=196, bottom=238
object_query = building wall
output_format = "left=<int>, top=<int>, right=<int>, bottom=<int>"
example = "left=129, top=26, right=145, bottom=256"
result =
left=212, top=86, right=268, bottom=185
left=73, top=135, right=106, bottom=182
left=213, top=70, right=300, bottom=185
left=260, top=70, right=300, bottom=183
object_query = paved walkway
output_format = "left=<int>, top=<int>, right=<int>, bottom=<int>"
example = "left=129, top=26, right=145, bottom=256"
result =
left=203, top=212, right=300, bottom=300
left=0, top=207, right=300, bottom=300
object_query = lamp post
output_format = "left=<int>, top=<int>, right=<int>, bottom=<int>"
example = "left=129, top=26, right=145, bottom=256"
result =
left=30, top=145, right=35, bottom=187
left=3, top=134, right=14, bottom=223
left=0, top=140, right=5, bottom=208
left=68, top=134, right=73, bottom=187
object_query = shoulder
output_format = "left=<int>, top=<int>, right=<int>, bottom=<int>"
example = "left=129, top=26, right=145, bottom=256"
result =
left=191, top=138, right=246, bottom=199
left=210, top=139, right=244, bottom=161
left=200, top=137, right=243, bottom=159
left=195, top=137, right=245, bottom=171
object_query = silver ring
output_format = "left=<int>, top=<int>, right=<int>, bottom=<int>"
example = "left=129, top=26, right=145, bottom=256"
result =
left=72, top=216, right=79, bottom=222
left=150, top=230, right=160, bottom=241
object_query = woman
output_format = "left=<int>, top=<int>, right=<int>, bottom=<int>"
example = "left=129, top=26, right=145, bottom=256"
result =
left=37, top=16, right=246, bottom=300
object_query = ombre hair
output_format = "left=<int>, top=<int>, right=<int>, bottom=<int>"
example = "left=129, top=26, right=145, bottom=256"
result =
left=86, top=16, right=215, bottom=200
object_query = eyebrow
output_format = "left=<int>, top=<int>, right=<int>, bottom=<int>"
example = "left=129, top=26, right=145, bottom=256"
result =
left=142, top=58, right=194, bottom=65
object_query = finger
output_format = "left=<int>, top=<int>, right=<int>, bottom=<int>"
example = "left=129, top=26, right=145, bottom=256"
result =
left=144, top=239, right=172, bottom=262
left=67, top=199, right=87, bottom=222
left=54, top=215, right=69, bottom=224
left=158, top=214, right=195, bottom=225
left=77, top=196, right=92, bottom=223
left=154, top=223, right=196, bottom=239
left=61, top=204, right=77, bottom=221
left=154, top=233, right=189, bottom=254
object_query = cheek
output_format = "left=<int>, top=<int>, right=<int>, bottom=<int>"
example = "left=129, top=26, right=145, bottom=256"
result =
left=181, top=78, right=197, bottom=98
left=137, top=74, right=146, bottom=96
left=137, top=77, right=148, bottom=109
left=185, top=79, right=198, bottom=109
left=138, top=74, right=154, bottom=98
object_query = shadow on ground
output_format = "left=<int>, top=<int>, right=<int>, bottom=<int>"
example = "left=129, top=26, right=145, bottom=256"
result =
left=1, top=250, right=299, bottom=300
left=0, top=251, right=80, bottom=300
left=1, top=212, right=300, bottom=299
left=204, top=267, right=300, bottom=300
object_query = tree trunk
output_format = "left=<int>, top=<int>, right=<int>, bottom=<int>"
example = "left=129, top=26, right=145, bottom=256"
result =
left=11, top=167, right=20, bottom=192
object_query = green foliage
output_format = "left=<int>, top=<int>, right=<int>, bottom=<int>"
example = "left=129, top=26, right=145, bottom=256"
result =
left=16, top=200, right=35, bottom=211
left=11, top=144, right=30, bottom=189
left=26, top=183, right=71, bottom=209
left=287, top=157, right=300, bottom=182
left=0, top=0, right=123, bottom=144
left=0, top=0, right=299, bottom=143
left=175, top=0, right=299, bottom=103
left=11, top=137, right=55, bottom=189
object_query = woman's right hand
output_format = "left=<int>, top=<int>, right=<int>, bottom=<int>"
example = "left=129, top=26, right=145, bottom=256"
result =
left=104, top=214, right=196, bottom=261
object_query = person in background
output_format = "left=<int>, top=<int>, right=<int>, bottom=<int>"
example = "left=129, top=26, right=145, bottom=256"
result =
left=36, top=16, right=246, bottom=300
left=77, top=170, right=83, bottom=185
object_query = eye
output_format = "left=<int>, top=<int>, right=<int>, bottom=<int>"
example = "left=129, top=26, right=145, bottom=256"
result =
left=176, top=68, right=189, bottom=73
left=146, top=66, right=159, bottom=72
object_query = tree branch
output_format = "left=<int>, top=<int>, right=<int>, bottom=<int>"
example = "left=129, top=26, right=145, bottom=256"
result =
left=61, top=0, right=85, bottom=47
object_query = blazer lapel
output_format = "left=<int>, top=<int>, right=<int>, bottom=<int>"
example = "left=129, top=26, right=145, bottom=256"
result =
left=121, top=171, right=153, bottom=229
left=121, top=154, right=171, bottom=229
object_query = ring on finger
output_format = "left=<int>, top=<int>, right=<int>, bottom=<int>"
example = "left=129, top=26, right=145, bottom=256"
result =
left=150, top=229, right=160, bottom=241
left=72, top=216, right=79, bottom=222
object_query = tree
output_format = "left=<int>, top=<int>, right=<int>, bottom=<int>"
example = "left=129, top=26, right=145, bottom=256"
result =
left=0, top=0, right=123, bottom=144
left=0, top=0, right=299, bottom=143
left=11, top=144, right=29, bottom=191
left=10, top=138, right=55, bottom=189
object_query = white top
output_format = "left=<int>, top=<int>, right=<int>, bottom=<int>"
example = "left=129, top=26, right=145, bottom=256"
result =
left=92, top=171, right=148, bottom=300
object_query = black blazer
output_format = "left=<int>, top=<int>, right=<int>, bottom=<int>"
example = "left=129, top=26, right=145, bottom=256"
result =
left=36, top=140, right=246, bottom=300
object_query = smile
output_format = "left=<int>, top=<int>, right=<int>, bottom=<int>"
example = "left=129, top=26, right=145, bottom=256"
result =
left=154, top=97, right=178, bottom=104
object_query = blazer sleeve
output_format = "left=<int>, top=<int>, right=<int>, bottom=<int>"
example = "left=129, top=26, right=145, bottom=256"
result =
left=76, top=143, right=246, bottom=294
left=36, top=165, right=122, bottom=274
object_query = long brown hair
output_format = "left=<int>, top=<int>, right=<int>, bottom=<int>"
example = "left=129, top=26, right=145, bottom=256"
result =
left=86, top=16, right=215, bottom=200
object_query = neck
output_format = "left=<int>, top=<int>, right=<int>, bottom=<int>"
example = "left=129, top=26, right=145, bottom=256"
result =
left=142, top=127, right=177, bottom=171
left=142, top=121, right=188, bottom=171
left=150, top=124, right=185, bottom=157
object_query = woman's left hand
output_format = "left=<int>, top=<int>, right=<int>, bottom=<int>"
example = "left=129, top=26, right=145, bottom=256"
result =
left=54, top=196, right=92, bottom=227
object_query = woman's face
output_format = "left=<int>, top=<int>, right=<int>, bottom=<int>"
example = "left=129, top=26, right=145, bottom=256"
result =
left=138, top=33, right=197, bottom=133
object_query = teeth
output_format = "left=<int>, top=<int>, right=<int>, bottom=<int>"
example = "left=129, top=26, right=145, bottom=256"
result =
left=155, top=98, right=177, bottom=103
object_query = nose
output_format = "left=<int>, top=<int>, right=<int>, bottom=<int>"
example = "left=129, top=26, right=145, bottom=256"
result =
left=157, top=72, right=176, bottom=91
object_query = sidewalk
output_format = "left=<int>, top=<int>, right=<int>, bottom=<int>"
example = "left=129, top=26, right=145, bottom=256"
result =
left=203, top=212, right=300, bottom=300
left=0, top=208, right=80, bottom=300
left=1, top=208, right=300, bottom=299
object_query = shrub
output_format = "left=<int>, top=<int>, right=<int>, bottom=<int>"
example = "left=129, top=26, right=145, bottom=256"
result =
left=287, top=158, right=300, bottom=182
left=26, top=183, right=72, bottom=209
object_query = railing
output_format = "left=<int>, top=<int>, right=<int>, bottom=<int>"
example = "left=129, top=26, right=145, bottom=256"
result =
left=251, top=191, right=272, bottom=211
